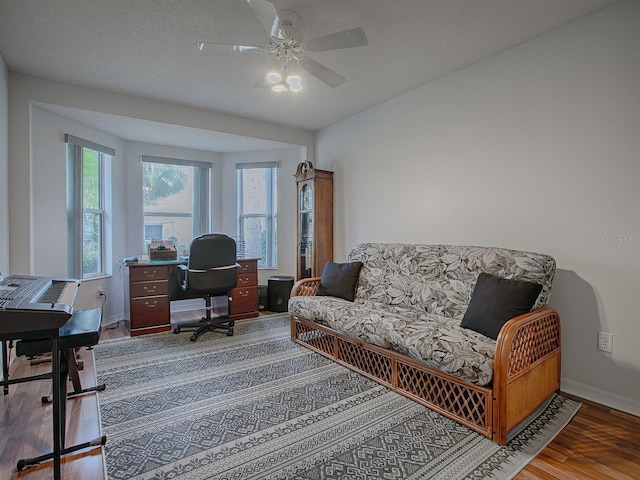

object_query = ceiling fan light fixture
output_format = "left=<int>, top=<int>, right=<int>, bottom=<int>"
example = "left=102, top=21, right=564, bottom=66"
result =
left=267, top=71, right=282, bottom=83
left=284, top=60, right=302, bottom=91
left=286, top=74, right=303, bottom=91
left=266, top=59, right=283, bottom=83
left=271, top=81, right=288, bottom=92
left=288, top=81, right=303, bottom=92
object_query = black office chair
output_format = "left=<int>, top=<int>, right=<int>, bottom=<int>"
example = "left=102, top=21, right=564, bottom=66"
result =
left=173, top=234, right=239, bottom=342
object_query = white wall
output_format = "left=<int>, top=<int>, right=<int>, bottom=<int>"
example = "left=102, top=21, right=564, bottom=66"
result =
left=316, top=0, right=640, bottom=414
left=0, top=53, right=8, bottom=275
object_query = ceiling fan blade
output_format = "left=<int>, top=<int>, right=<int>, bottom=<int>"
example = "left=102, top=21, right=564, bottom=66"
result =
left=299, top=57, right=345, bottom=88
left=246, top=0, right=285, bottom=39
left=197, top=42, right=268, bottom=54
left=304, top=27, right=368, bottom=52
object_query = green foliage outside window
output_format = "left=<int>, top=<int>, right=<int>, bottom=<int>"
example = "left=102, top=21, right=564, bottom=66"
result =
left=143, top=163, right=189, bottom=207
left=82, top=148, right=102, bottom=275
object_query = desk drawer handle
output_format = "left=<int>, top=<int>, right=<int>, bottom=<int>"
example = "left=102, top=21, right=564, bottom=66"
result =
left=239, top=278, right=248, bottom=284
left=144, top=285, right=157, bottom=293
left=144, top=300, right=158, bottom=308
left=239, top=290, right=249, bottom=297
left=240, top=264, right=249, bottom=271
left=143, top=270, right=158, bottom=278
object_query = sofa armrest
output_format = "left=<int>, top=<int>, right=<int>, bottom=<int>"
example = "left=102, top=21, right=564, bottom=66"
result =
left=291, top=277, right=321, bottom=297
left=494, top=307, right=561, bottom=377
left=492, top=307, right=561, bottom=444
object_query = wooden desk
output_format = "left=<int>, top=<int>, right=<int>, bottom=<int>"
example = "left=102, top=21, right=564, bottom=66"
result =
left=126, top=258, right=259, bottom=336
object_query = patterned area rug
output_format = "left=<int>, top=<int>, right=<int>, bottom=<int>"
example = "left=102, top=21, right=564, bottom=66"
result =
left=94, top=314, right=579, bottom=480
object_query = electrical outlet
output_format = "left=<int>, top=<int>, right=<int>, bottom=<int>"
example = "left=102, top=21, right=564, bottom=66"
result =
left=97, top=287, right=105, bottom=299
left=597, top=332, right=613, bottom=353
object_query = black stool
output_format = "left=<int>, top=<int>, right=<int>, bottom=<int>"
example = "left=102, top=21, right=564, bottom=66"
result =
left=15, top=308, right=106, bottom=402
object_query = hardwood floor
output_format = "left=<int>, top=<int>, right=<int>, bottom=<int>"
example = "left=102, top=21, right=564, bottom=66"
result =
left=1, top=312, right=639, bottom=480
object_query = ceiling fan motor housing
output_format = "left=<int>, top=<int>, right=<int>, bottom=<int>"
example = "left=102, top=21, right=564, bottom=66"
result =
left=277, top=9, right=298, bottom=27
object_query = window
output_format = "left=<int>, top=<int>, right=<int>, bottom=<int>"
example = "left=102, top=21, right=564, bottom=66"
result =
left=66, top=134, right=114, bottom=279
left=144, top=224, right=164, bottom=241
left=237, top=162, right=278, bottom=268
left=141, top=156, right=211, bottom=256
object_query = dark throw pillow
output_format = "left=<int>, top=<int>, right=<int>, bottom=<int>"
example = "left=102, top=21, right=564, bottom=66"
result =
left=461, top=273, right=543, bottom=340
left=315, top=261, right=363, bottom=302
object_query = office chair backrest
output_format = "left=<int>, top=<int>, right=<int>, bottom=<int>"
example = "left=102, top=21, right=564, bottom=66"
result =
left=187, top=234, right=238, bottom=294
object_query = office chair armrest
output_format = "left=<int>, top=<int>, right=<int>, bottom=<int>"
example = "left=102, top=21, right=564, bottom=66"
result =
left=176, top=264, right=188, bottom=291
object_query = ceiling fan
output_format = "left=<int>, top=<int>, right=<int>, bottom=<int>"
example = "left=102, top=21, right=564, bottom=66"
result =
left=197, top=0, right=368, bottom=92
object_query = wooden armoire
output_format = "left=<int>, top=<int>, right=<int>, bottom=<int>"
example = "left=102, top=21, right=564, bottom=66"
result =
left=294, top=162, right=333, bottom=280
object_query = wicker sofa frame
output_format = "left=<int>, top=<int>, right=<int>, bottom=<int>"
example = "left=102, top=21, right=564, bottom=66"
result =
left=290, top=277, right=561, bottom=445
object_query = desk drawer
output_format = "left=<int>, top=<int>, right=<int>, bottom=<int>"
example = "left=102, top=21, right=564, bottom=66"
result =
left=229, top=286, right=258, bottom=314
left=236, top=273, right=257, bottom=288
left=130, top=281, right=168, bottom=298
left=130, top=296, right=170, bottom=328
left=130, top=265, right=169, bottom=282
left=237, top=260, right=257, bottom=274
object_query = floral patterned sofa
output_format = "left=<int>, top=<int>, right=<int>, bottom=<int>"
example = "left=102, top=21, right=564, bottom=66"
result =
left=289, top=243, right=561, bottom=444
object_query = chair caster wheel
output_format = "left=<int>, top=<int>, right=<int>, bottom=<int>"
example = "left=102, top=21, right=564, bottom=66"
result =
left=174, top=328, right=181, bottom=334
left=226, top=330, right=234, bottom=337
left=190, top=334, right=198, bottom=342
left=229, top=321, right=235, bottom=327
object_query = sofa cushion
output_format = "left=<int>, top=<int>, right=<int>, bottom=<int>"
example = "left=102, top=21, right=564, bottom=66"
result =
left=348, top=243, right=556, bottom=320
left=290, top=295, right=395, bottom=348
left=460, top=273, right=543, bottom=340
left=289, top=296, right=496, bottom=386
left=383, top=313, right=497, bottom=387
left=316, top=261, right=363, bottom=302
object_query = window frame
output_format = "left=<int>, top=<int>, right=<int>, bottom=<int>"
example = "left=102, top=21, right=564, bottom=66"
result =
left=65, top=134, right=114, bottom=279
left=236, top=162, right=278, bottom=269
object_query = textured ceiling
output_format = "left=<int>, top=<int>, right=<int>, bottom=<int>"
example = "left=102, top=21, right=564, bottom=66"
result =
left=0, top=0, right=619, bottom=151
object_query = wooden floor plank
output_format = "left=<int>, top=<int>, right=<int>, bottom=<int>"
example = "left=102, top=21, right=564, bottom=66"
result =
left=2, top=312, right=639, bottom=480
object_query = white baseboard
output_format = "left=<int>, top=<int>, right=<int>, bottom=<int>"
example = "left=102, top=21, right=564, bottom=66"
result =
left=561, top=377, right=640, bottom=417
